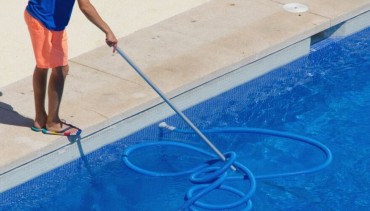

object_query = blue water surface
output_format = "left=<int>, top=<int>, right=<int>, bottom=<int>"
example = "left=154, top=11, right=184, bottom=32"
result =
left=1, top=27, right=369, bottom=210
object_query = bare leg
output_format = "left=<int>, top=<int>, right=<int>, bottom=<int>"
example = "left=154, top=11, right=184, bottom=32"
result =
left=33, top=66, right=48, bottom=128
left=46, top=65, right=79, bottom=134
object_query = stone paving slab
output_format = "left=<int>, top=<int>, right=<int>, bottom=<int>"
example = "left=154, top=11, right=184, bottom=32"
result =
left=72, top=0, right=330, bottom=89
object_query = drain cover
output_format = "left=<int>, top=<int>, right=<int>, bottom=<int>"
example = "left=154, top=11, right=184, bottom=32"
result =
left=283, top=3, right=309, bottom=13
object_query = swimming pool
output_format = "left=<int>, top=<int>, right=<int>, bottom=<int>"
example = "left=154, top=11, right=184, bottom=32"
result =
left=1, top=26, right=369, bottom=210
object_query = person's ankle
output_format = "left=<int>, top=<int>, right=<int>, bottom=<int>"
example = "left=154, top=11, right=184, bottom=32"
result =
left=34, top=114, right=47, bottom=128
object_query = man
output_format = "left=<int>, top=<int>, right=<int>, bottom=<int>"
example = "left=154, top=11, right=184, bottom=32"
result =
left=25, top=0, right=118, bottom=136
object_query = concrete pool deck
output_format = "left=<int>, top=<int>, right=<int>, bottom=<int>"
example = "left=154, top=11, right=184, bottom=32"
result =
left=1, top=0, right=369, bottom=191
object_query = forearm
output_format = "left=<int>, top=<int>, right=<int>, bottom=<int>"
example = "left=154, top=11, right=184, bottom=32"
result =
left=78, top=0, right=113, bottom=35
left=77, top=0, right=117, bottom=48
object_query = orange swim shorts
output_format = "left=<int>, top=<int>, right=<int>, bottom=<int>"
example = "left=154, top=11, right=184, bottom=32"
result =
left=24, top=10, right=68, bottom=69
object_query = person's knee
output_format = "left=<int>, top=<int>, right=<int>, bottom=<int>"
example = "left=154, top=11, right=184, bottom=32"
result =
left=53, top=65, right=69, bottom=76
left=62, top=65, right=69, bottom=75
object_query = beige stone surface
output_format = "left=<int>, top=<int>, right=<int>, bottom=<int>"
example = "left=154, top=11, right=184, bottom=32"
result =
left=275, top=0, right=370, bottom=25
left=0, top=0, right=369, bottom=176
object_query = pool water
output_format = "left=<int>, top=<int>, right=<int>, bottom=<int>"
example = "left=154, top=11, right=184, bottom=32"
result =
left=1, top=27, right=369, bottom=210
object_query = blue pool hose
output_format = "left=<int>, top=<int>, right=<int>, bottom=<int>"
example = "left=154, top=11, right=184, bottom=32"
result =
left=122, top=124, right=332, bottom=210
left=116, top=47, right=332, bottom=210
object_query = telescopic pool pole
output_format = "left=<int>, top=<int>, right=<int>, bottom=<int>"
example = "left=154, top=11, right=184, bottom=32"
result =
left=116, top=47, right=236, bottom=171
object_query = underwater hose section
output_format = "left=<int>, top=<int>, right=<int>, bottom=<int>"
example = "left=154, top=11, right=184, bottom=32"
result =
left=122, top=123, right=332, bottom=210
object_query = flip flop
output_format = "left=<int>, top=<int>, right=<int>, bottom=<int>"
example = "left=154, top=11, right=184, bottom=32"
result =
left=31, top=126, right=44, bottom=132
left=42, top=122, right=82, bottom=136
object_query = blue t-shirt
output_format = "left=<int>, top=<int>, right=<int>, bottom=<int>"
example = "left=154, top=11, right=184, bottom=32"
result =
left=26, top=0, right=76, bottom=31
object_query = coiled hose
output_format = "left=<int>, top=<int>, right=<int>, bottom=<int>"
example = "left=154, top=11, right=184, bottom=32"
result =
left=122, top=126, right=332, bottom=210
